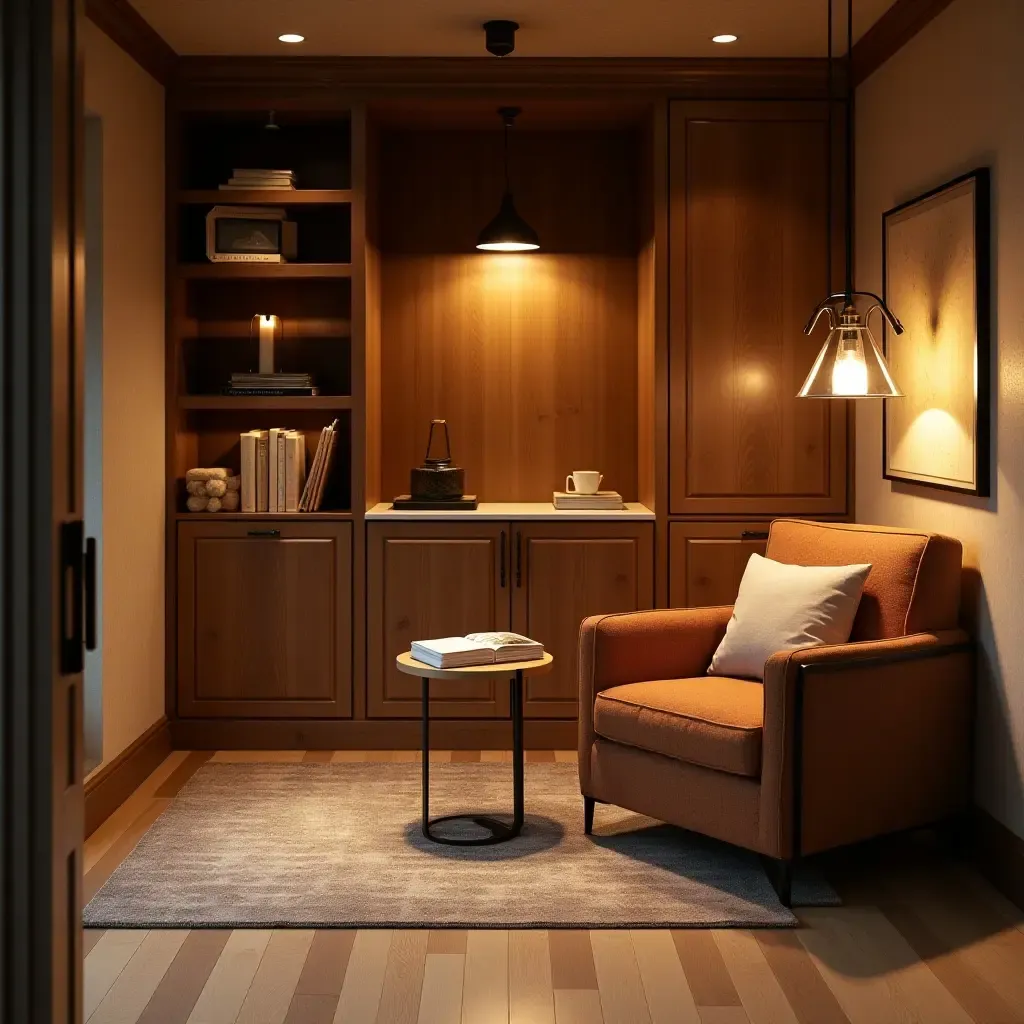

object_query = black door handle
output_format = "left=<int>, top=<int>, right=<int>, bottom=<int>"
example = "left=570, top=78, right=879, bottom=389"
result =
left=500, top=530, right=507, bottom=587
left=740, top=530, right=770, bottom=541
left=247, top=529, right=281, bottom=537
left=515, top=531, right=523, bottom=588
left=60, top=519, right=84, bottom=674
left=85, top=537, right=98, bottom=651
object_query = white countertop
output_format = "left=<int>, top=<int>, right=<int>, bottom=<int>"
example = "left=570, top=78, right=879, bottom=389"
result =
left=366, top=501, right=655, bottom=522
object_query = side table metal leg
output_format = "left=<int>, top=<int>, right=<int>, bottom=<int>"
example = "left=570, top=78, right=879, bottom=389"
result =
left=511, top=669, right=524, bottom=834
left=421, top=677, right=430, bottom=838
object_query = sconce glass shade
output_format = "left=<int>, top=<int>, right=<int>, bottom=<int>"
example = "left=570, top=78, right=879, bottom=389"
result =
left=798, top=302, right=904, bottom=399
left=476, top=193, right=540, bottom=252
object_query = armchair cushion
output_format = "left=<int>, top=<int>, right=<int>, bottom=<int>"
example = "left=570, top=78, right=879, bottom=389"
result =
left=594, top=677, right=763, bottom=778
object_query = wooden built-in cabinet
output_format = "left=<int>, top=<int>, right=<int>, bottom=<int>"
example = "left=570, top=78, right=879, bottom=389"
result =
left=368, top=520, right=654, bottom=720
left=668, top=522, right=770, bottom=609
left=177, top=522, right=353, bottom=718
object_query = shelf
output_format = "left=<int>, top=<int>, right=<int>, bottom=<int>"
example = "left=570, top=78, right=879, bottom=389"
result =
left=176, top=512, right=354, bottom=522
left=180, top=263, right=352, bottom=280
left=184, top=318, right=351, bottom=340
left=180, top=189, right=353, bottom=205
left=365, top=502, right=656, bottom=522
left=179, top=396, right=353, bottom=411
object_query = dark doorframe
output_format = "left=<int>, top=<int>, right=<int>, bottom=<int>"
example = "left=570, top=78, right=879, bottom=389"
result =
left=1, top=0, right=86, bottom=1020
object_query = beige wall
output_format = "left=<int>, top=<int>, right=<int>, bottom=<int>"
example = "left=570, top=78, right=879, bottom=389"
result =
left=85, top=20, right=166, bottom=774
left=855, top=0, right=1024, bottom=838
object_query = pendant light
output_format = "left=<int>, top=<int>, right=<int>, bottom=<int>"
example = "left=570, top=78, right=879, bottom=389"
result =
left=476, top=107, right=540, bottom=252
left=798, top=0, right=904, bottom=399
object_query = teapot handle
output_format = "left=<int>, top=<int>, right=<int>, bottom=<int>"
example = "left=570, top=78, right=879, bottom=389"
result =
left=424, top=419, right=453, bottom=465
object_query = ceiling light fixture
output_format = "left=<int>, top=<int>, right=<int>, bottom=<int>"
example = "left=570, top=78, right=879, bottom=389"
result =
left=476, top=107, right=540, bottom=252
left=798, top=0, right=904, bottom=399
left=278, top=33, right=305, bottom=44
left=712, top=33, right=738, bottom=43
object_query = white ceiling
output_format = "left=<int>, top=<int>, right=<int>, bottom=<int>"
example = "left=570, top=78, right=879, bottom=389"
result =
left=129, top=0, right=898, bottom=58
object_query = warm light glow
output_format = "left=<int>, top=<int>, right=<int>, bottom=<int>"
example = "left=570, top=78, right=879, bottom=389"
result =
left=712, top=33, right=739, bottom=43
left=278, top=33, right=305, bottom=43
left=831, top=345, right=869, bottom=396
left=476, top=241, right=541, bottom=252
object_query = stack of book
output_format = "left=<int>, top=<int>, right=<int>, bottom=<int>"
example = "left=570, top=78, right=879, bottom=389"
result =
left=552, top=490, right=625, bottom=510
left=227, top=373, right=318, bottom=397
left=219, top=168, right=297, bottom=191
left=299, top=419, right=342, bottom=512
left=239, top=428, right=306, bottom=513
left=411, top=632, right=545, bottom=669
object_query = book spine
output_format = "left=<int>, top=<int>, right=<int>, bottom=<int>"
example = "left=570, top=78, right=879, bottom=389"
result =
left=256, top=432, right=269, bottom=512
left=277, top=432, right=287, bottom=512
left=268, top=428, right=280, bottom=513
left=240, top=432, right=256, bottom=513
left=285, top=432, right=304, bottom=513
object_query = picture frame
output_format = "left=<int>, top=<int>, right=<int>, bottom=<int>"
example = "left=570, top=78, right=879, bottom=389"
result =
left=205, top=205, right=297, bottom=263
left=882, top=168, right=991, bottom=496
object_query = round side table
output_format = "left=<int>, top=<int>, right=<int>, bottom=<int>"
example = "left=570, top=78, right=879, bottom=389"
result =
left=395, top=651, right=554, bottom=846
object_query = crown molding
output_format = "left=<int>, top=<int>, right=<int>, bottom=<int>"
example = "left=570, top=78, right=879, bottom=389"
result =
left=173, top=56, right=842, bottom=107
left=85, top=0, right=177, bottom=85
left=851, top=0, right=958, bottom=85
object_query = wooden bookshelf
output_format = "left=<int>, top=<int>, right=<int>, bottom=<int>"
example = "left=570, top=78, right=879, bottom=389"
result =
left=180, top=263, right=352, bottom=280
left=177, top=396, right=354, bottom=411
left=174, top=512, right=355, bottom=522
left=179, top=189, right=354, bottom=205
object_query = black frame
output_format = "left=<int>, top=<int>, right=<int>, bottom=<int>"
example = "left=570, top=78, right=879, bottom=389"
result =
left=881, top=167, right=992, bottom=497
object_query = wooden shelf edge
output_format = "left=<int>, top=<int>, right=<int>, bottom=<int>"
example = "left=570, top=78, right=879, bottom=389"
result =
left=175, top=512, right=354, bottom=521
left=178, top=395, right=354, bottom=411
left=179, top=189, right=354, bottom=205
left=179, top=263, right=353, bottom=280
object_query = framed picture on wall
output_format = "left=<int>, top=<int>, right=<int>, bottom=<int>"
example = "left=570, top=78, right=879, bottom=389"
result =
left=882, top=168, right=991, bottom=496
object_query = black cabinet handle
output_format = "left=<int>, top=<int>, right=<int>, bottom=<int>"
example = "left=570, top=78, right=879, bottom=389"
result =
left=59, top=519, right=84, bottom=675
left=500, top=530, right=507, bottom=587
left=741, top=530, right=770, bottom=541
left=84, top=537, right=97, bottom=651
left=247, top=529, right=281, bottom=537
left=515, top=531, right=523, bottom=588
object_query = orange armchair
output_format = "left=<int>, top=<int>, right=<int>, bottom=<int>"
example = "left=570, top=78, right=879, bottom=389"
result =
left=578, top=520, right=974, bottom=905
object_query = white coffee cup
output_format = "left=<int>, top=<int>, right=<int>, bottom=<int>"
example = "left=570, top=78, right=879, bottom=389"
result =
left=566, top=471, right=603, bottom=495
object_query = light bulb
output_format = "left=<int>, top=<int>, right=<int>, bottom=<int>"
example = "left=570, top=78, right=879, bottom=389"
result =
left=831, top=336, right=869, bottom=396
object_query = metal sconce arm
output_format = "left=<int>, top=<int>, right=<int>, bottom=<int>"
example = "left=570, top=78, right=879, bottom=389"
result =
left=802, top=291, right=905, bottom=336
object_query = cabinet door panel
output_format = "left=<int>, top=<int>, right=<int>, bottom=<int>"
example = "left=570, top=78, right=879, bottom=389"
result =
left=513, top=523, right=654, bottom=719
left=178, top=522, right=352, bottom=718
left=669, top=101, right=847, bottom=516
left=668, top=521, right=769, bottom=609
left=367, top=523, right=510, bottom=718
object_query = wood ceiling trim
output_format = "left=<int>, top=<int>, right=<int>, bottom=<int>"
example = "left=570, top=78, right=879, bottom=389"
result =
left=85, top=0, right=177, bottom=85
left=850, top=0, right=958, bottom=85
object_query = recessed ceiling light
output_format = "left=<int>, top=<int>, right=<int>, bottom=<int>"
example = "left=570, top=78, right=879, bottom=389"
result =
left=278, top=33, right=305, bottom=44
left=712, top=33, right=739, bottom=44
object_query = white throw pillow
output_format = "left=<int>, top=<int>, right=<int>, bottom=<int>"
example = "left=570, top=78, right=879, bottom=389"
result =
left=708, top=554, right=871, bottom=681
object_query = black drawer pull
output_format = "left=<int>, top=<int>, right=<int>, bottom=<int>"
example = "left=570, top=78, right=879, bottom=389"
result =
left=247, top=529, right=281, bottom=538
left=85, top=537, right=98, bottom=651
left=740, top=530, right=770, bottom=541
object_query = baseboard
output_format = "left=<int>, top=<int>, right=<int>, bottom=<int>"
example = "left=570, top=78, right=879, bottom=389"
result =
left=170, top=717, right=578, bottom=751
left=84, top=717, right=172, bottom=837
left=971, top=808, right=1024, bottom=912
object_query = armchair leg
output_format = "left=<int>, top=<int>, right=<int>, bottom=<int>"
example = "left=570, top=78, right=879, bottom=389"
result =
left=584, top=797, right=595, bottom=835
left=763, top=857, right=793, bottom=908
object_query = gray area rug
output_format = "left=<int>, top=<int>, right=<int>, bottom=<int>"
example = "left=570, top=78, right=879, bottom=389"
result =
left=85, top=762, right=838, bottom=929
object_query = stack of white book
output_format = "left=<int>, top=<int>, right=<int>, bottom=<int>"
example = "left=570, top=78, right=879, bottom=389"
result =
left=552, top=490, right=625, bottom=510
left=220, top=168, right=297, bottom=191
left=240, top=428, right=306, bottom=512
left=411, top=632, right=545, bottom=669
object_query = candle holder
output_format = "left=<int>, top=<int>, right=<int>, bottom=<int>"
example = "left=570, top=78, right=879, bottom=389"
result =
left=225, top=315, right=317, bottom=396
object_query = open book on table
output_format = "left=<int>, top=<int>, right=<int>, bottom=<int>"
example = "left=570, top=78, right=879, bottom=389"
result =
left=410, top=632, right=544, bottom=669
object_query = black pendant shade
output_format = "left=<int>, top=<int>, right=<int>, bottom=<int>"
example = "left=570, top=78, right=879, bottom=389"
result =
left=476, top=107, right=540, bottom=252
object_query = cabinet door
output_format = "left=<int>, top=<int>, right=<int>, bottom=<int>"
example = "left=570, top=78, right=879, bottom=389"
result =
left=668, top=521, right=769, bottom=608
left=367, top=522, right=511, bottom=718
left=512, top=523, right=654, bottom=719
left=668, top=101, right=847, bottom=516
left=178, top=521, right=353, bottom=718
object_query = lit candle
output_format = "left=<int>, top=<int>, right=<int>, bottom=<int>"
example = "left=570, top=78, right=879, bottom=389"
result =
left=257, top=314, right=279, bottom=374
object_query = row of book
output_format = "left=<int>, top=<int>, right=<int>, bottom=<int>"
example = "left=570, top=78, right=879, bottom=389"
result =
left=237, top=419, right=344, bottom=513
left=219, top=168, right=297, bottom=191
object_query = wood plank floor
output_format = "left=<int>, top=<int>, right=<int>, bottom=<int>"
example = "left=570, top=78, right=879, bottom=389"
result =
left=84, top=751, right=1024, bottom=1024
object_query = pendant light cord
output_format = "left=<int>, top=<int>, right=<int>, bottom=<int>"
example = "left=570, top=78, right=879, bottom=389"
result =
left=503, top=118, right=511, bottom=193
left=826, top=0, right=833, bottom=299
left=845, top=0, right=854, bottom=303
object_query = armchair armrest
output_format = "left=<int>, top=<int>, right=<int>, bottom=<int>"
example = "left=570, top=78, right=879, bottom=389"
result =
left=758, top=629, right=973, bottom=859
left=577, top=607, right=732, bottom=791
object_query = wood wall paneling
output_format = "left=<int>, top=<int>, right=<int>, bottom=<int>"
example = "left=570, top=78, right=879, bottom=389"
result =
left=378, top=128, right=640, bottom=503
left=512, top=523, right=654, bottom=717
left=668, top=101, right=847, bottom=517
left=177, top=522, right=353, bottom=717
left=668, top=521, right=770, bottom=609
left=367, top=522, right=511, bottom=718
